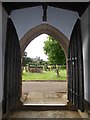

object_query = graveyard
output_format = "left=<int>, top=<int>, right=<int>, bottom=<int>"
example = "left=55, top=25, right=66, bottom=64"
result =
left=22, top=65, right=66, bottom=81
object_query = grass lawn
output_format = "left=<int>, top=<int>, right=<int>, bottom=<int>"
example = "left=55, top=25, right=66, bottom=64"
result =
left=22, top=69, right=66, bottom=81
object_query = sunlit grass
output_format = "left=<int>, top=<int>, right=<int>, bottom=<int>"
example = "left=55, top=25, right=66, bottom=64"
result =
left=22, top=69, right=66, bottom=81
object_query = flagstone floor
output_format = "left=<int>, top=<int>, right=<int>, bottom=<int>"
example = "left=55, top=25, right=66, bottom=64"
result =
left=4, top=82, right=89, bottom=119
left=21, top=81, right=67, bottom=105
left=6, top=110, right=83, bottom=119
left=22, top=92, right=67, bottom=105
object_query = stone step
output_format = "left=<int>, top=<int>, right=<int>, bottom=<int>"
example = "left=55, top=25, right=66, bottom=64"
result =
left=22, top=105, right=68, bottom=111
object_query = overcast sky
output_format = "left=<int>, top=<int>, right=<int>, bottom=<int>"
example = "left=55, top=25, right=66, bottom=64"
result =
left=25, top=34, right=48, bottom=61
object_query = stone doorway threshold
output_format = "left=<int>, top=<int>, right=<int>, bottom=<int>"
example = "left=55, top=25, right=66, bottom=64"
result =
left=21, top=81, right=67, bottom=106
left=21, top=92, right=67, bottom=106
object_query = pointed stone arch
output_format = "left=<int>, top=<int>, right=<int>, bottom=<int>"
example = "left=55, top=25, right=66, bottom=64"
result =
left=20, top=24, right=69, bottom=105
left=20, top=24, right=69, bottom=58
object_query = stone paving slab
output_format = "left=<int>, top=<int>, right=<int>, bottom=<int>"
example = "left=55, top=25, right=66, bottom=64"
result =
left=28, top=92, right=44, bottom=98
left=22, top=81, right=67, bottom=93
left=23, top=92, right=67, bottom=105
left=7, top=110, right=82, bottom=118
left=24, top=98, right=44, bottom=104
left=22, top=82, right=67, bottom=105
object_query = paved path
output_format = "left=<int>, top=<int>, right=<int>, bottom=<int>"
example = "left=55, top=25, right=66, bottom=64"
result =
left=22, top=81, right=67, bottom=93
left=22, top=82, right=67, bottom=105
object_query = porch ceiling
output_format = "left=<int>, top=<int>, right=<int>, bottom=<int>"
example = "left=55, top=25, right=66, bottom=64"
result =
left=2, top=2, right=89, bottom=16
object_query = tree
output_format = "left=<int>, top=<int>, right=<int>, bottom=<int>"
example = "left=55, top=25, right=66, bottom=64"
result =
left=22, top=52, right=32, bottom=66
left=43, top=36, right=66, bottom=65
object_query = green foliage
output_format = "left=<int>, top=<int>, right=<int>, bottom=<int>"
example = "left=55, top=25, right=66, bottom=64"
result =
left=43, top=36, right=66, bottom=65
left=22, top=52, right=48, bottom=67
left=22, top=52, right=32, bottom=66
left=61, top=65, right=66, bottom=69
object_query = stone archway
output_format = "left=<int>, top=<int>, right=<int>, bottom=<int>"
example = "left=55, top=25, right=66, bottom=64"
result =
left=20, top=24, right=69, bottom=58
left=20, top=23, right=69, bottom=106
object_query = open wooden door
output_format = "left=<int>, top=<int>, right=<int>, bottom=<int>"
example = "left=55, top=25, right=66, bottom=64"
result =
left=3, top=18, right=22, bottom=115
left=68, top=19, right=84, bottom=112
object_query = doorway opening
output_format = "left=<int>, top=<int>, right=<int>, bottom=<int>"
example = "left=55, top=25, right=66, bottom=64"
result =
left=3, top=14, right=85, bottom=118
left=2, top=16, right=85, bottom=118
left=21, top=25, right=67, bottom=106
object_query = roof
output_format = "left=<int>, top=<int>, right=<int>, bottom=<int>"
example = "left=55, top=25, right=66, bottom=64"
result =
left=2, top=2, right=89, bottom=16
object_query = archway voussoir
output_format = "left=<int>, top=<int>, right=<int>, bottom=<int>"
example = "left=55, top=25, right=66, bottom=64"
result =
left=20, top=24, right=69, bottom=58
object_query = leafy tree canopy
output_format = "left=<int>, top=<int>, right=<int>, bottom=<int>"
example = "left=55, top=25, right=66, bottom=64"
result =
left=43, top=36, right=66, bottom=65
